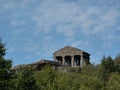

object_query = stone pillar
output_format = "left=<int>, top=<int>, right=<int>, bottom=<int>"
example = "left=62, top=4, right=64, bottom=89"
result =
left=71, top=56, right=74, bottom=67
left=62, top=56, right=65, bottom=65
left=80, top=55, right=83, bottom=67
left=54, top=57, right=57, bottom=62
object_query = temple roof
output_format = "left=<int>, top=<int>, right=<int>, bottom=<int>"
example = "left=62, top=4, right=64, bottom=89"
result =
left=10, top=59, right=60, bottom=70
left=53, top=46, right=90, bottom=56
left=30, top=59, right=58, bottom=65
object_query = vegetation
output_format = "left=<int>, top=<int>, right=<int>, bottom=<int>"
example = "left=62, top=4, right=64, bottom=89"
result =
left=0, top=39, right=120, bottom=90
left=0, top=39, right=12, bottom=90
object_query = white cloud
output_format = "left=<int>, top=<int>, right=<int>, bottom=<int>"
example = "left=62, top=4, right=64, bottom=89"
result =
left=0, top=0, right=37, bottom=12
left=18, top=42, right=41, bottom=53
left=0, top=2, right=16, bottom=12
left=32, top=1, right=80, bottom=34
left=2, top=0, right=120, bottom=44
left=31, top=1, right=120, bottom=54
left=32, top=0, right=120, bottom=41
left=116, top=27, right=120, bottom=31
left=41, top=36, right=53, bottom=51
left=70, top=39, right=90, bottom=49
left=11, top=29, right=25, bottom=35
left=1, top=0, right=120, bottom=65
left=10, top=20, right=27, bottom=26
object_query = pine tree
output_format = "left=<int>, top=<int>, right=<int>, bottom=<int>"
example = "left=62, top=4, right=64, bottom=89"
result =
left=13, top=66, right=37, bottom=90
left=100, top=55, right=115, bottom=85
left=114, top=54, right=120, bottom=73
left=0, top=39, right=12, bottom=90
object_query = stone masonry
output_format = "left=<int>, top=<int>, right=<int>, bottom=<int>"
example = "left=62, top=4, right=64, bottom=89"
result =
left=53, top=46, right=90, bottom=67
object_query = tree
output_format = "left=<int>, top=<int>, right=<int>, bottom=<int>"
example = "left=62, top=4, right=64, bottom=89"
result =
left=12, top=66, right=37, bottom=90
left=114, top=54, right=120, bottom=73
left=81, top=64, right=100, bottom=77
left=34, top=64, right=57, bottom=90
left=100, top=55, right=115, bottom=85
left=107, top=72, right=120, bottom=90
left=79, top=74, right=104, bottom=90
left=56, top=72, right=74, bottom=90
left=0, top=39, right=12, bottom=90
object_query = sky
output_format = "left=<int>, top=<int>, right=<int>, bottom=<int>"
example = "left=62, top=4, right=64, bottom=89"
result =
left=0, top=0, right=120, bottom=66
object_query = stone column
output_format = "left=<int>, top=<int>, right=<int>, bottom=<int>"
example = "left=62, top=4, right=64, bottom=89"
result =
left=62, top=56, right=65, bottom=65
left=71, top=56, right=74, bottom=67
left=80, top=55, right=83, bottom=67
left=54, top=57, right=57, bottom=62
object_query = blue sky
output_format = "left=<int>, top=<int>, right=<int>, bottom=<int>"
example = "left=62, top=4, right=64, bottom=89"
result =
left=0, top=0, right=120, bottom=66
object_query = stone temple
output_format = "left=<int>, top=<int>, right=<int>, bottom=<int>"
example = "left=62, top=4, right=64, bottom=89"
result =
left=11, top=46, right=90, bottom=71
left=53, top=46, right=90, bottom=67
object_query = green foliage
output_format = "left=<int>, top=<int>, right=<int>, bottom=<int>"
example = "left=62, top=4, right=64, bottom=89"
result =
left=1, top=38, right=120, bottom=90
left=11, top=66, right=37, bottom=90
left=114, top=54, right=120, bottom=73
left=101, top=56, right=115, bottom=73
left=56, top=72, right=73, bottom=90
left=34, top=65, right=57, bottom=90
left=31, top=55, right=118, bottom=90
left=106, top=72, right=120, bottom=90
left=79, top=75, right=104, bottom=90
left=0, top=39, right=12, bottom=90
left=81, top=64, right=99, bottom=77
left=33, top=65, right=104, bottom=90
left=100, top=56, right=115, bottom=85
left=0, top=39, right=5, bottom=57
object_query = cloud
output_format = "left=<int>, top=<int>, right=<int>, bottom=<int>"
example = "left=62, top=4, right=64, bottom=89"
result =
left=5, top=0, right=119, bottom=51
left=10, top=20, right=27, bottom=26
left=1, top=0, right=120, bottom=65
left=0, top=1, right=16, bottom=12
left=2, top=0, right=120, bottom=42
left=24, top=43, right=40, bottom=52
left=11, top=29, right=25, bottom=35
left=0, top=0, right=37, bottom=12
left=32, top=1, right=80, bottom=34
left=31, top=0, right=120, bottom=42
left=71, top=40, right=90, bottom=48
